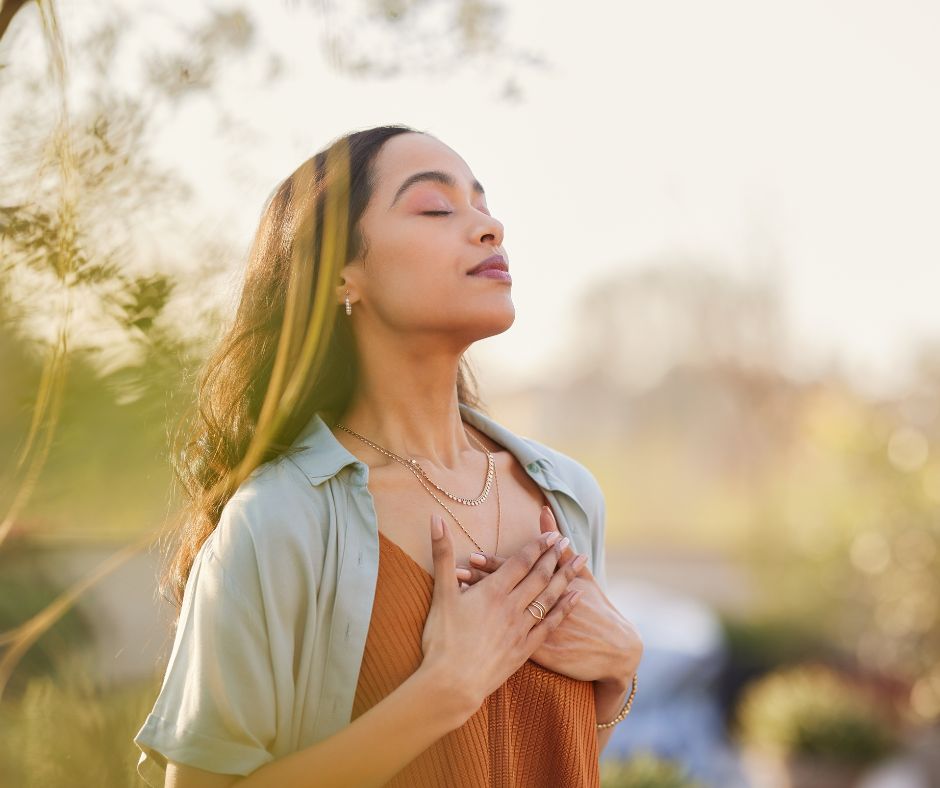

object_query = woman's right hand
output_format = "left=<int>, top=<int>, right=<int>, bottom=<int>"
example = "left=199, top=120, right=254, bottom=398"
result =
left=419, top=513, right=583, bottom=718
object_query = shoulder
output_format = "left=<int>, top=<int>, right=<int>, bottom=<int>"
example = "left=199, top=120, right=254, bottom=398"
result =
left=465, top=401, right=606, bottom=519
left=229, top=451, right=325, bottom=523
left=204, top=454, right=331, bottom=590
left=520, top=435, right=605, bottom=516
left=519, top=434, right=609, bottom=589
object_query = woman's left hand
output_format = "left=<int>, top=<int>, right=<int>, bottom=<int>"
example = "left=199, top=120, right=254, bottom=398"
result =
left=456, top=506, right=643, bottom=686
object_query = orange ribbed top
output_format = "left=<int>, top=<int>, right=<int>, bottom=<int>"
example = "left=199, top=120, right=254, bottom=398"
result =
left=351, top=530, right=600, bottom=787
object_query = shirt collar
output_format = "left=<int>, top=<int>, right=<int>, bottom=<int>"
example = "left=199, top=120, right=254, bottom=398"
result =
left=287, top=402, right=555, bottom=486
left=284, top=403, right=590, bottom=553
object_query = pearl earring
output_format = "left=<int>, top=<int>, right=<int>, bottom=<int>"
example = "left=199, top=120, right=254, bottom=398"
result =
left=345, top=290, right=352, bottom=316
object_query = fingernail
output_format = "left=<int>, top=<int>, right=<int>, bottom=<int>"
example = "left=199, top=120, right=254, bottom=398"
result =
left=572, top=553, right=588, bottom=570
left=571, top=590, right=583, bottom=604
left=557, top=536, right=570, bottom=551
left=456, top=567, right=472, bottom=580
left=469, top=552, right=486, bottom=565
left=432, top=515, right=443, bottom=540
left=545, top=532, right=560, bottom=547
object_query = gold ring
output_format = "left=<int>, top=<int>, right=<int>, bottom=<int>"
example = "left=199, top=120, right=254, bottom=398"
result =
left=526, top=601, right=546, bottom=620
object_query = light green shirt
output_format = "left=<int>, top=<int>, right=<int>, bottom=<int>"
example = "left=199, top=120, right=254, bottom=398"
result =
left=134, top=402, right=608, bottom=786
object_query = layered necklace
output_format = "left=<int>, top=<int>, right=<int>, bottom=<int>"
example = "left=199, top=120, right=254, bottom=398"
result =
left=334, top=421, right=500, bottom=555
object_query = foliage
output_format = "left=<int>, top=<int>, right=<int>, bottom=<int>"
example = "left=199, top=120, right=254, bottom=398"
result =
left=733, top=662, right=900, bottom=766
left=0, top=0, right=534, bottom=772
left=0, top=293, right=190, bottom=539
left=0, top=13, right=225, bottom=386
left=0, top=653, right=159, bottom=787
left=314, top=0, right=544, bottom=93
left=741, top=384, right=940, bottom=722
left=714, top=611, right=843, bottom=726
left=551, top=265, right=940, bottom=724
left=1, top=1, right=938, bottom=777
left=0, top=547, right=93, bottom=696
left=718, top=613, right=836, bottom=671
left=600, top=751, right=704, bottom=788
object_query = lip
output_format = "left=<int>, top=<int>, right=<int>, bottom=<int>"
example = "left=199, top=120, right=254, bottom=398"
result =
left=467, top=254, right=510, bottom=277
left=469, top=268, right=512, bottom=282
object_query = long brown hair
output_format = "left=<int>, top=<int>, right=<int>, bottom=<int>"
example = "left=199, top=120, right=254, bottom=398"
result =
left=161, top=125, right=484, bottom=608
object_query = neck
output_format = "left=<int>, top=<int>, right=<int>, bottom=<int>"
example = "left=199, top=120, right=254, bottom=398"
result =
left=336, top=337, right=476, bottom=471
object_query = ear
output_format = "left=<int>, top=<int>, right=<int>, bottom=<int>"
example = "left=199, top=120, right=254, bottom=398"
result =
left=334, top=280, right=349, bottom=307
left=335, top=272, right=356, bottom=307
left=336, top=262, right=364, bottom=307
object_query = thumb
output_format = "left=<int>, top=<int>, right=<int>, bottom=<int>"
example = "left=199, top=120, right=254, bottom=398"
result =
left=539, top=504, right=559, bottom=536
left=540, top=504, right=577, bottom=564
left=429, top=514, right=456, bottom=599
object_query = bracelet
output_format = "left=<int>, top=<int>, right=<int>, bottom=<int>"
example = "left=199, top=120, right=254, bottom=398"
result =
left=595, top=672, right=638, bottom=730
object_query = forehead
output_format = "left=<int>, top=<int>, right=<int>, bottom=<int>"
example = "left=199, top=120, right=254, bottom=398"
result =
left=371, top=133, right=476, bottom=195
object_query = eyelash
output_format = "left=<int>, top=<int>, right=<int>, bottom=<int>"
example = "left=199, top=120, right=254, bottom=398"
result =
left=421, top=208, right=489, bottom=217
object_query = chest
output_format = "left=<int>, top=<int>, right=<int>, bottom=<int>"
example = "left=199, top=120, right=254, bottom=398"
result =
left=365, top=450, right=551, bottom=577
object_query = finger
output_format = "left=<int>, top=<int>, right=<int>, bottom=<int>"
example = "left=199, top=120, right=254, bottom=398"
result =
left=470, top=531, right=575, bottom=588
left=512, top=530, right=580, bottom=609
left=457, top=564, right=493, bottom=584
left=524, top=589, right=583, bottom=649
left=490, top=530, right=561, bottom=594
left=473, top=548, right=585, bottom=586
left=539, top=505, right=557, bottom=537
left=457, top=562, right=498, bottom=584
left=461, top=550, right=502, bottom=584
left=539, top=505, right=576, bottom=563
left=467, top=551, right=503, bottom=572
left=468, top=544, right=581, bottom=586
left=507, top=531, right=566, bottom=607
left=517, top=551, right=577, bottom=631
left=429, top=514, right=456, bottom=603
left=538, top=549, right=587, bottom=608
left=468, top=505, right=562, bottom=575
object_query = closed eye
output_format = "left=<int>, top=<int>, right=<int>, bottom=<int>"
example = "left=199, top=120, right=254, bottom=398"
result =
left=421, top=211, right=452, bottom=216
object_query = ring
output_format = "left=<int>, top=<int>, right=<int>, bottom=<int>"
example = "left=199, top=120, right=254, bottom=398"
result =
left=526, top=600, right=547, bottom=620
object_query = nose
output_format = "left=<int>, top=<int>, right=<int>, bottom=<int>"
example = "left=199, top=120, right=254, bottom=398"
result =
left=474, top=210, right=504, bottom=249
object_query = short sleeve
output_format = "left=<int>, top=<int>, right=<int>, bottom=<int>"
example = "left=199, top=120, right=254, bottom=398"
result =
left=134, top=504, right=278, bottom=786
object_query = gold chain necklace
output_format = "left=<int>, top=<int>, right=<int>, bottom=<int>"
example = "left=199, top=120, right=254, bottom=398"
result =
left=334, top=421, right=500, bottom=554
left=336, top=423, right=495, bottom=506
left=419, top=430, right=495, bottom=505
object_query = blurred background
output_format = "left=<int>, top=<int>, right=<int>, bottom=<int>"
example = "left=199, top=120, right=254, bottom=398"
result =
left=1, top=1, right=939, bottom=786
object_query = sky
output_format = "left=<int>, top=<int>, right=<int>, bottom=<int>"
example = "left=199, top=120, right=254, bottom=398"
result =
left=9, top=0, right=940, bottom=398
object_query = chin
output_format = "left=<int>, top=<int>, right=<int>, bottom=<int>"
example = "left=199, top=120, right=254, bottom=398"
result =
left=474, top=301, right=515, bottom=339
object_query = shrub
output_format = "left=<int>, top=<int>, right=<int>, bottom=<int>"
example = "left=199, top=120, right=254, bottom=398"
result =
left=600, top=751, right=704, bottom=788
left=733, top=662, right=900, bottom=766
left=0, top=653, right=159, bottom=787
left=0, top=547, right=93, bottom=697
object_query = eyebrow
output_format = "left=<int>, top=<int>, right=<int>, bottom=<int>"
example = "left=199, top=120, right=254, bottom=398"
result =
left=389, top=170, right=485, bottom=209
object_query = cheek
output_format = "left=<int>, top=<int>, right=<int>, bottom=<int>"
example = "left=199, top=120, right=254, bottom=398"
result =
left=374, top=233, right=460, bottom=294
left=367, top=251, right=461, bottom=323
left=359, top=222, right=472, bottom=321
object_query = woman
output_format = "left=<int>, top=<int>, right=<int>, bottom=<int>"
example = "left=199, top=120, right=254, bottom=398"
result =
left=134, top=124, right=643, bottom=787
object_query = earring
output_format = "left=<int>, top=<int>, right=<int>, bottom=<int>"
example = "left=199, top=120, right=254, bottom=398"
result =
left=345, top=290, right=352, bottom=316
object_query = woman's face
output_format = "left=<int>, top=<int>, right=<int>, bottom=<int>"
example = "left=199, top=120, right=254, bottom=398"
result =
left=340, top=132, right=513, bottom=349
